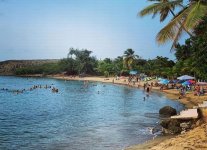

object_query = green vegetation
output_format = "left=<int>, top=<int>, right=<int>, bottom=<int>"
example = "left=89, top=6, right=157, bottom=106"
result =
left=15, top=43, right=207, bottom=79
left=173, top=16, right=207, bottom=80
left=15, top=48, right=176, bottom=78
left=15, top=62, right=63, bottom=75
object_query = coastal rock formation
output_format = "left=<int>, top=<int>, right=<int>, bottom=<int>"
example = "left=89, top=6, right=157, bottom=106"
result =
left=160, top=119, right=201, bottom=135
left=159, top=106, right=177, bottom=117
left=0, top=59, right=59, bottom=75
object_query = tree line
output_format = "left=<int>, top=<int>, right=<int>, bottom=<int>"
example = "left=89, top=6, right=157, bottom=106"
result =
left=15, top=37, right=207, bottom=80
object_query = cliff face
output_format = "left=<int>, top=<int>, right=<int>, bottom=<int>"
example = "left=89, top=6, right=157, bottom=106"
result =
left=0, top=59, right=59, bottom=75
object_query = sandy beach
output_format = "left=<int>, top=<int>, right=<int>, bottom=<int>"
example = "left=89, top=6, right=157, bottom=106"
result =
left=49, top=75, right=207, bottom=150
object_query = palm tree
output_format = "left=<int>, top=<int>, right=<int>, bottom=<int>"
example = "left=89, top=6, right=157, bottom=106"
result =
left=139, top=0, right=207, bottom=49
left=123, top=49, right=138, bottom=70
left=139, top=0, right=183, bottom=22
left=156, top=0, right=207, bottom=46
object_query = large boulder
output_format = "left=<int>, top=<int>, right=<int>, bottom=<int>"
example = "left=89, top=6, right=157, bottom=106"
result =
left=159, top=106, right=177, bottom=117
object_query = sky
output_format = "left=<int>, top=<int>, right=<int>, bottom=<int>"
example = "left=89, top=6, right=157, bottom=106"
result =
left=0, top=0, right=187, bottom=61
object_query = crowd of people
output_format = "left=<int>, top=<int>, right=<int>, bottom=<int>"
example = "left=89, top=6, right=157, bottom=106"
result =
left=155, top=80, right=206, bottom=99
left=119, top=75, right=207, bottom=100
left=0, top=84, right=59, bottom=94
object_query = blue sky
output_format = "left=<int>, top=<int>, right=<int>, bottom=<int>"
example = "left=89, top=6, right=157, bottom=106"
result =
left=0, top=0, right=187, bottom=61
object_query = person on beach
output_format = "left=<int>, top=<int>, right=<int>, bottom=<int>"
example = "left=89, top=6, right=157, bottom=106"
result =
left=136, top=76, right=138, bottom=82
left=195, top=85, right=200, bottom=96
left=179, top=89, right=183, bottom=99
left=160, top=85, right=163, bottom=91
left=132, top=78, right=136, bottom=85
left=143, top=83, right=146, bottom=91
left=151, top=82, right=153, bottom=87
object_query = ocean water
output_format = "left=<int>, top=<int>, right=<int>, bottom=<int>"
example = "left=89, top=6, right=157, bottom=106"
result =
left=0, top=76, right=184, bottom=150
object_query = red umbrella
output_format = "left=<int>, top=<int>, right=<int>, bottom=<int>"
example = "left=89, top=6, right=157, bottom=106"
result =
left=188, top=80, right=196, bottom=84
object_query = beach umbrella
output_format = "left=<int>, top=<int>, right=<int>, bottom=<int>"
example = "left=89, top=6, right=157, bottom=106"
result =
left=177, top=75, right=195, bottom=80
left=169, top=79, right=178, bottom=83
left=177, top=80, right=185, bottom=83
left=182, top=81, right=191, bottom=86
left=196, top=82, right=207, bottom=86
left=129, top=70, right=138, bottom=75
left=188, top=80, right=195, bottom=84
left=158, top=79, right=169, bottom=85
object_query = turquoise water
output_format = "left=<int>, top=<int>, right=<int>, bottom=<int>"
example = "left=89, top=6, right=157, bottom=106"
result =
left=0, top=76, right=184, bottom=150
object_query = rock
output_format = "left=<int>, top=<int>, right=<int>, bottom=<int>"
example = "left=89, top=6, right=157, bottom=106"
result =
left=159, top=106, right=177, bottom=117
left=180, top=122, right=191, bottom=129
left=181, top=130, right=186, bottom=134
left=168, top=119, right=182, bottom=134
left=160, top=119, right=170, bottom=128
left=160, top=119, right=182, bottom=134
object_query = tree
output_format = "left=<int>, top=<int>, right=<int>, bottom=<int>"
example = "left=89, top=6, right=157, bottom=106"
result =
left=139, top=0, right=183, bottom=22
left=139, top=0, right=207, bottom=49
left=66, top=48, right=98, bottom=75
left=97, top=58, right=114, bottom=76
left=123, top=49, right=139, bottom=70
left=174, top=39, right=193, bottom=61
left=173, top=16, right=207, bottom=79
left=156, top=0, right=207, bottom=48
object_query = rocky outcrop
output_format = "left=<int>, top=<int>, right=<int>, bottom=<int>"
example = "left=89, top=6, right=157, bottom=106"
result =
left=160, top=118, right=202, bottom=135
left=159, top=106, right=202, bottom=134
left=0, top=59, right=59, bottom=75
left=159, top=106, right=177, bottom=117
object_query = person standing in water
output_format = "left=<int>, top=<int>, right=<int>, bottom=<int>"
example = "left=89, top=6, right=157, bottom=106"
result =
left=146, top=86, right=150, bottom=93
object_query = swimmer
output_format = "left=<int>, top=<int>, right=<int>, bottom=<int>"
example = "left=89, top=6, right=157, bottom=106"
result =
left=143, top=97, right=145, bottom=101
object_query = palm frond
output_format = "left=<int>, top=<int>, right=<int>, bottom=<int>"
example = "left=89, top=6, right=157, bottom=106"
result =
left=170, top=24, right=184, bottom=50
left=184, top=1, right=207, bottom=30
left=156, top=6, right=191, bottom=44
left=139, top=3, right=161, bottom=17
left=139, top=0, right=184, bottom=22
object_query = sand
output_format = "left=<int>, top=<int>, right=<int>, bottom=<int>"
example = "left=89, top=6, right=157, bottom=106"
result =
left=47, top=75, right=207, bottom=150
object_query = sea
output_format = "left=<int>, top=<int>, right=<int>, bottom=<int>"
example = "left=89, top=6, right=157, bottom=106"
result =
left=0, top=76, right=184, bottom=150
